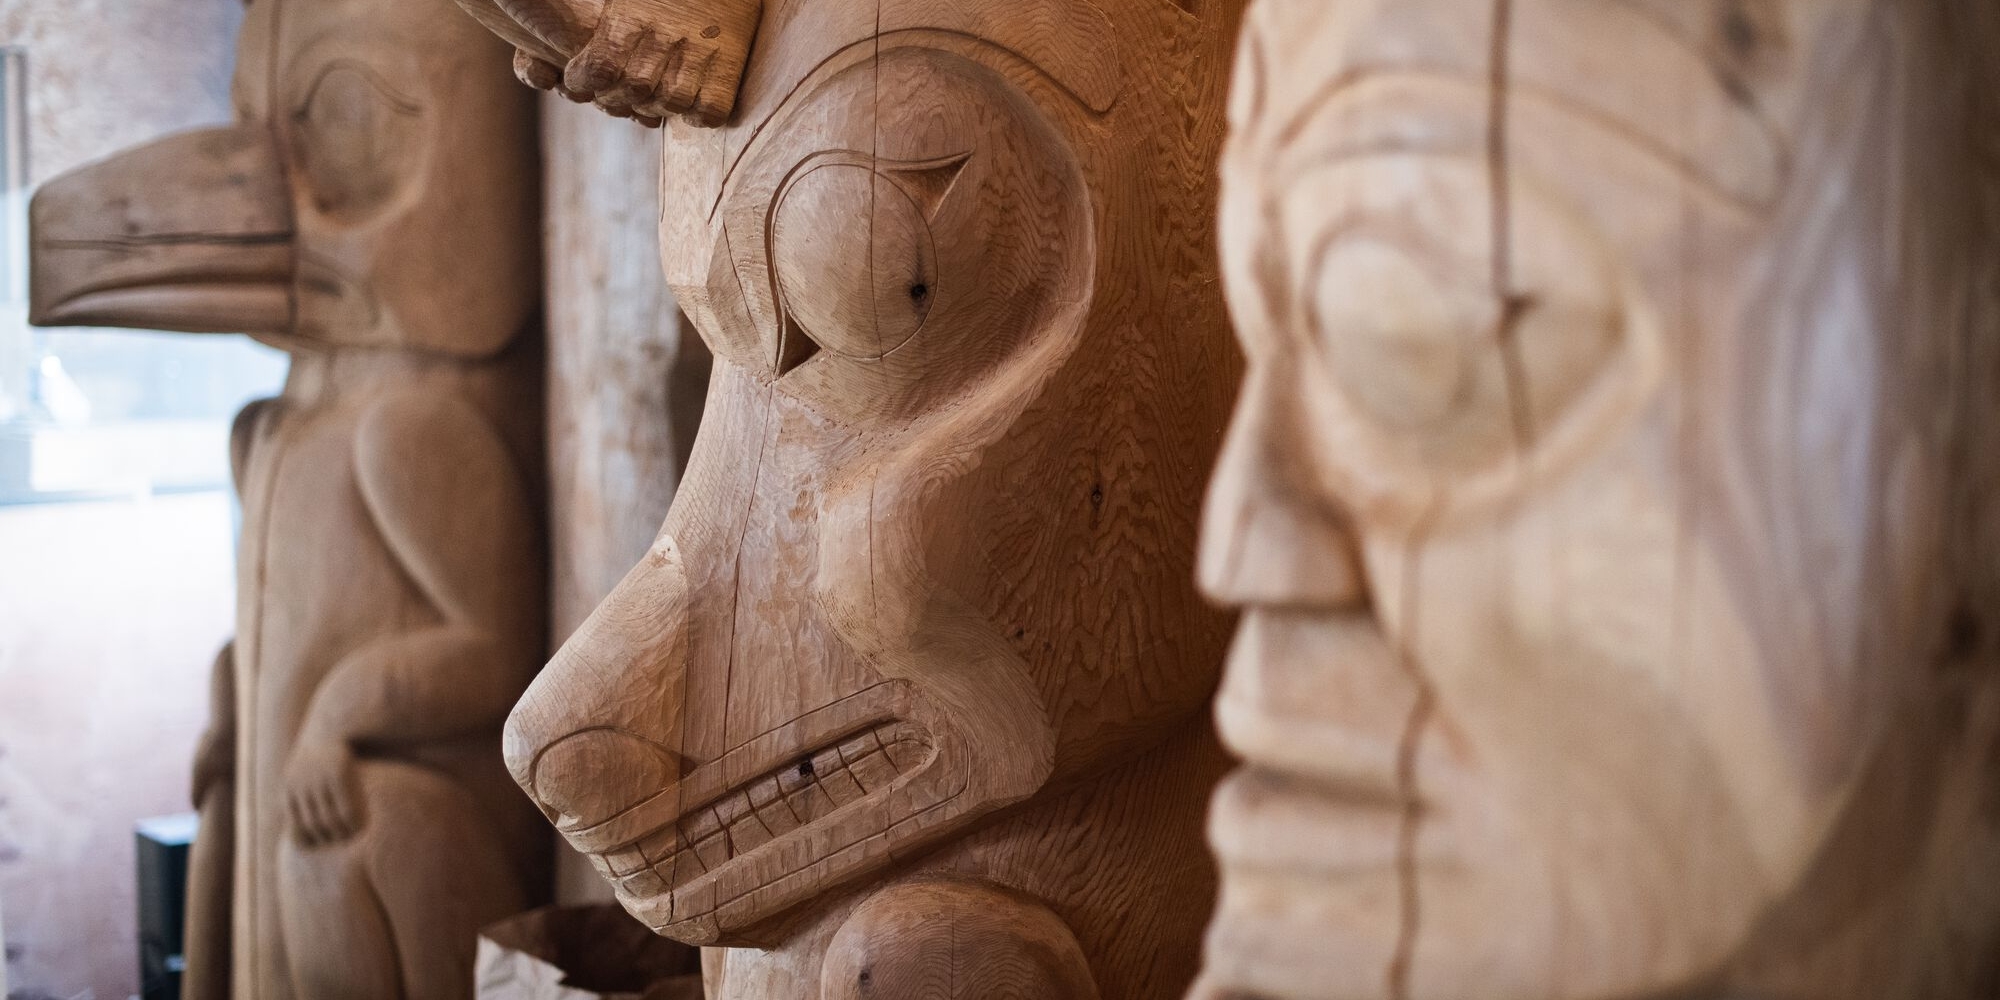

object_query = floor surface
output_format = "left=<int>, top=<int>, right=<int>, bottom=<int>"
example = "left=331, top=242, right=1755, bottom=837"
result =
left=0, top=491, right=232, bottom=1000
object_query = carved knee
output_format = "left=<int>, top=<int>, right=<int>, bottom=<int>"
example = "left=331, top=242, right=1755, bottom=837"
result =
left=819, top=879, right=1099, bottom=1000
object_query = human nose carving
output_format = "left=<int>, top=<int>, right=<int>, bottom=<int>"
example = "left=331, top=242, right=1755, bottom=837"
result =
left=504, top=537, right=692, bottom=825
left=1199, top=375, right=1367, bottom=609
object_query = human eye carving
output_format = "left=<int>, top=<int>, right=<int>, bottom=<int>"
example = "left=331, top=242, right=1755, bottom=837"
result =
left=1276, top=157, right=1649, bottom=515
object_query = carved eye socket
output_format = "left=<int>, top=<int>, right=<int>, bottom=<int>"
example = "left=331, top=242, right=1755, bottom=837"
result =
left=1295, top=159, right=1634, bottom=495
left=1311, top=240, right=1491, bottom=433
left=288, top=61, right=423, bottom=223
left=768, top=156, right=963, bottom=373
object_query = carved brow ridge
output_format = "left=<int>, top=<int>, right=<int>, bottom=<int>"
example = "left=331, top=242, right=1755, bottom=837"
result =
left=1274, top=67, right=1787, bottom=214
left=709, top=12, right=1123, bottom=223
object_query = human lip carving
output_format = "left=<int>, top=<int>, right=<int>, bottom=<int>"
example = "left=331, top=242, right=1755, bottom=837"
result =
left=588, top=721, right=933, bottom=893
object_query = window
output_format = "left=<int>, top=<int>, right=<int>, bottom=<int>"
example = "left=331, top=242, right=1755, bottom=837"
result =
left=0, top=46, right=287, bottom=505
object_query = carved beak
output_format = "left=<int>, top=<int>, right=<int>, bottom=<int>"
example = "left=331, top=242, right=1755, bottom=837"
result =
left=29, top=125, right=294, bottom=334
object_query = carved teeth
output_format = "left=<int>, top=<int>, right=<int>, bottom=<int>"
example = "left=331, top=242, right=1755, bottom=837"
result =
left=680, top=804, right=723, bottom=844
left=603, top=846, right=648, bottom=877
left=601, top=721, right=933, bottom=898
left=747, top=774, right=801, bottom=835
left=621, top=863, right=667, bottom=897
left=691, top=830, right=730, bottom=872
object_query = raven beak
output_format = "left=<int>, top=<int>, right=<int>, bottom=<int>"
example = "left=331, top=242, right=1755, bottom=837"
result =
left=30, top=124, right=294, bottom=334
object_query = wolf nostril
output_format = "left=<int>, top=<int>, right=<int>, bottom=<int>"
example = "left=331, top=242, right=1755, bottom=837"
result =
left=528, top=729, right=683, bottom=828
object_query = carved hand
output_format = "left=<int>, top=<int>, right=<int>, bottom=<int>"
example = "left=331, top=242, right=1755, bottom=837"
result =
left=283, top=732, right=362, bottom=847
left=503, top=0, right=761, bottom=127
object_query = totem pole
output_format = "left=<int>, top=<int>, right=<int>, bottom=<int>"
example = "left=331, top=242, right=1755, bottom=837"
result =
left=1195, top=1, right=2000, bottom=998
left=28, top=0, right=548, bottom=995
left=461, top=0, right=1246, bottom=996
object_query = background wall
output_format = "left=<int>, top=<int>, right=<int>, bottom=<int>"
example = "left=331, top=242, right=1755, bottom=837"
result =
left=0, top=2, right=247, bottom=998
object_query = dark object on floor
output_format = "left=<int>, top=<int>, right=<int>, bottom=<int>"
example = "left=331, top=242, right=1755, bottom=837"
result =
left=136, top=813, right=197, bottom=1000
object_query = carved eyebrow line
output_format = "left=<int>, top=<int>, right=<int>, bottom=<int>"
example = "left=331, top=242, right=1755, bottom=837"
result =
left=292, top=58, right=424, bottom=118
left=708, top=28, right=1110, bottom=223
left=1268, top=69, right=1782, bottom=215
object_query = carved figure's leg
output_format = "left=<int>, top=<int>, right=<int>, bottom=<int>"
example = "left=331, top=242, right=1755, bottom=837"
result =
left=279, top=760, right=528, bottom=1000
left=278, top=828, right=402, bottom=999
left=181, top=780, right=234, bottom=1000
left=183, top=641, right=238, bottom=1000
left=819, top=880, right=1099, bottom=1000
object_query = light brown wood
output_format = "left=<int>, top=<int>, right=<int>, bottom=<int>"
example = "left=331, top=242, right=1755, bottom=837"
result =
left=27, top=0, right=549, bottom=996
left=1193, top=1, right=2000, bottom=998
left=466, top=0, right=1244, bottom=996
left=464, top=0, right=761, bottom=127
left=542, top=91, right=712, bottom=904
left=818, top=879, right=1098, bottom=1000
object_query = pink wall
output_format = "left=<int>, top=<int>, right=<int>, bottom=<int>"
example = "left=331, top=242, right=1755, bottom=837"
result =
left=0, top=1, right=243, bottom=996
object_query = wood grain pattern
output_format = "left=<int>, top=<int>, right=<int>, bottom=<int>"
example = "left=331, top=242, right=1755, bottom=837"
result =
left=543, top=91, right=714, bottom=905
left=27, top=0, right=549, bottom=995
left=468, top=0, right=1244, bottom=995
left=1194, top=1, right=2000, bottom=998
left=468, top=0, right=761, bottom=126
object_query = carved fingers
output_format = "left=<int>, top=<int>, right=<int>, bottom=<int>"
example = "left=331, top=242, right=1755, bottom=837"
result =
left=510, top=0, right=759, bottom=128
left=284, top=737, right=363, bottom=848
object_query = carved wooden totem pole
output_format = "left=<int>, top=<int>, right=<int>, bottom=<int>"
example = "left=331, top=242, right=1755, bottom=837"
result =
left=27, top=0, right=548, bottom=996
left=1195, top=1, right=2000, bottom=998
left=461, top=0, right=1245, bottom=996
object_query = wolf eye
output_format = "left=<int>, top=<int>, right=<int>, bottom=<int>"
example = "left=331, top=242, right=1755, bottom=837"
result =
left=768, top=155, right=967, bottom=374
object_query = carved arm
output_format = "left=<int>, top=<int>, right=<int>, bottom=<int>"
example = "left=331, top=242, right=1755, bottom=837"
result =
left=283, top=389, right=542, bottom=845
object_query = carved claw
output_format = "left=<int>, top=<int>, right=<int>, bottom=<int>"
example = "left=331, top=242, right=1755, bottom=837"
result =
left=466, top=0, right=759, bottom=128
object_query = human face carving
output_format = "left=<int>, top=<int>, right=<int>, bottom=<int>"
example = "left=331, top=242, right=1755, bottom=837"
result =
left=1195, top=1, right=1955, bottom=997
left=505, top=0, right=1234, bottom=949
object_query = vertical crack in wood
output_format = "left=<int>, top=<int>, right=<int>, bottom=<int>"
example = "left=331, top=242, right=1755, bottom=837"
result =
left=1488, top=0, right=1535, bottom=461
left=1388, top=2, right=1527, bottom=991
left=1385, top=503, right=1439, bottom=1000
left=868, top=0, right=884, bottom=358
left=720, top=392, right=776, bottom=760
